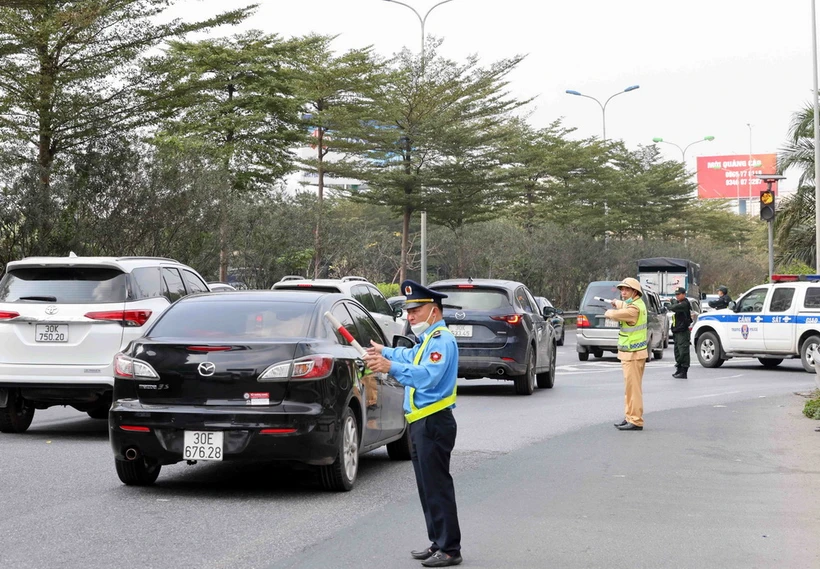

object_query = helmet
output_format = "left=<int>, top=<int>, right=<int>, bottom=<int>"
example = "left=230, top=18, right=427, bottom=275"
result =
left=717, top=286, right=728, bottom=295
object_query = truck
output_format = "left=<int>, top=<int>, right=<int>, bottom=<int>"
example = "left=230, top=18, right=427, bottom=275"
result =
left=637, top=257, right=701, bottom=301
left=691, top=274, right=820, bottom=372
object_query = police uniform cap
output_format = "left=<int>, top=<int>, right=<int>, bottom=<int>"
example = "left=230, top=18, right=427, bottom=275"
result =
left=401, top=279, right=448, bottom=310
left=674, top=287, right=686, bottom=295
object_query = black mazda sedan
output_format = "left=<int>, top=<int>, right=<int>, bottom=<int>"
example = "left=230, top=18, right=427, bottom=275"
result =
left=109, top=291, right=412, bottom=490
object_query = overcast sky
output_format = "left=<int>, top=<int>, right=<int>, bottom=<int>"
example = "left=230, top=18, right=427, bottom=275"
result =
left=167, top=0, right=816, bottom=192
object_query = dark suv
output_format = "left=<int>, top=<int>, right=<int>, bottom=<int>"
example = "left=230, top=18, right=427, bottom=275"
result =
left=428, top=279, right=557, bottom=395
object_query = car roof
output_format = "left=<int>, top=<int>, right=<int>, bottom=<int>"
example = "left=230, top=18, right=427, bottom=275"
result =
left=429, top=278, right=523, bottom=290
left=183, top=290, right=347, bottom=304
left=7, top=256, right=184, bottom=272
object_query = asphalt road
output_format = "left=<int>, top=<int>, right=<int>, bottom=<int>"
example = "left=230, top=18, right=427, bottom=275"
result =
left=1, top=336, right=818, bottom=569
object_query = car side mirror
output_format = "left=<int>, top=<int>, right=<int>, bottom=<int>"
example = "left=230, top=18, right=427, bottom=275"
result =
left=556, top=308, right=564, bottom=315
left=393, top=306, right=404, bottom=319
left=729, top=301, right=737, bottom=311
left=392, top=334, right=416, bottom=349
left=542, top=306, right=556, bottom=318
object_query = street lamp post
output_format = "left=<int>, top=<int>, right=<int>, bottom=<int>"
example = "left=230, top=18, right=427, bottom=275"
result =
left=651, top=135, right=715, bottom=162
left=812, top=0, right=820, bottom=271
left=565, top=85, right=639, bottom=278
left=565, top=85, right=640, bottom=141
left=384, top=0, right=454, bottom=285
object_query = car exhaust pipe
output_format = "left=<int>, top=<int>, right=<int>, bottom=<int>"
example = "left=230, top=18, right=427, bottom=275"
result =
left=496, top=368, right=506, bottom=376
left=124, top=447, right=139, bottom=461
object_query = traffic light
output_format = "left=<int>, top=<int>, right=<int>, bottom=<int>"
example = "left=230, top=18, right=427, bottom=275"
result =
left=759, top=189, right=775, bottom=221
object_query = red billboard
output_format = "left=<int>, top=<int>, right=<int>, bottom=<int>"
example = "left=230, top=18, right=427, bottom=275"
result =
left=696, top=154, right=778, bottom=199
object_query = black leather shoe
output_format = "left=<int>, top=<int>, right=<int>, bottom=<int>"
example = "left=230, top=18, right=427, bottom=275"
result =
left=616, top=422, right=643, bottom=431
left=411, top=546, right=437, bottom=560
left=672, top=371, right=684, bottom=378
left=614, top=419, right=627, bottom=427
left=421, top=551, right=463, bottom=567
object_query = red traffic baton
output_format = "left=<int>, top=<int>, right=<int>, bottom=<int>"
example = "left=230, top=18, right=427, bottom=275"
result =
left=324, top=311, right=366, bottom=356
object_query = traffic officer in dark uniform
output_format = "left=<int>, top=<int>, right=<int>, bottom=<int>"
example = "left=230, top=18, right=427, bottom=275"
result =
left=668, top=287, right=693, bottom=378
left=363, top=280, right=462, bottom=567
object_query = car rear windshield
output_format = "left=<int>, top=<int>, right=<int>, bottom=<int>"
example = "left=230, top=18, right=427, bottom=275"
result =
left=432, top=287, right=512, bottom=310
left=0, top=267, right=127, bottom=303
left=581, top=283, right=621, bottom=314
left=150, top=300, right=313, bottom=339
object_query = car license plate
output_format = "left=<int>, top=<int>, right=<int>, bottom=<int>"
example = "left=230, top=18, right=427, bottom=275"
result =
left=183, top=431, right=224, bottom=461
left=35, top=324, right=68, bottom=342
left=449, top=325, right=473, bottom=337
left=604, top=319, right=619, bottom=328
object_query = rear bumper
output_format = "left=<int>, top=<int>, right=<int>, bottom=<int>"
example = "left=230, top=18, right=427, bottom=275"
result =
left=109, top=399, right=341, bottom=466
left=0, top=363, right=114, bottom=387
left=575, top=331, right=618, bottom=353
left=457, top=354, right=527, bottom=379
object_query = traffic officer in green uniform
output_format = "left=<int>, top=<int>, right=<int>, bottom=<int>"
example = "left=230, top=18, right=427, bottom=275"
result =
left=363, top=280, right=462, bottom=567
left=668, top=286, right=693, bottom=378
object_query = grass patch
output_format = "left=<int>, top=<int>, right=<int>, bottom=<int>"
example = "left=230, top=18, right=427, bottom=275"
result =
left=803, top=390, right=820, bottom=419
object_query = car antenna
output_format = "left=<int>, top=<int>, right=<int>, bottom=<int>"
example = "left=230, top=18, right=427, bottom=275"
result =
left=467, top=276, right=473, bottom=283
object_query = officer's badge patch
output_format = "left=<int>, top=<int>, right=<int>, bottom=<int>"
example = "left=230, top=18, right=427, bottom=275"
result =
left=405, top=285, right=412, bottom=295
left=430, top=352, right=442, bottom=362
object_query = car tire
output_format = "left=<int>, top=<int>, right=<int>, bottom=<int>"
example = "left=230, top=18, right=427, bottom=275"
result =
left=386, top=421, right=412, bottom=461
left=86, top=395, right=112, bottom=420
left=320, top=407, right=359, bottom=491
left=557, top=329, right=565, bottom=347
left=514, top=349, right=536, bottom=395
left=696, top=331, right=725, bottom=368
left=536, top=345, right=556, bottom=389
left=115, top=457, right=161, bottom=486
left=800, top=335, right=820, bottom=373
left=578, top=352, right=589, bottom=362
left=0, top=389, right=35, bottom=434
left=758, top=357, right=783, bottom=368
left=593, top=349, right=603, bottom=358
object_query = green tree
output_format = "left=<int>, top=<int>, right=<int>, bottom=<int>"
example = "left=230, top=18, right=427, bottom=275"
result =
left=337, top=41, right=527, bottom=282
left=145, top=30, right=320, bottom=280
left=291, top=36, right=383, bottom=277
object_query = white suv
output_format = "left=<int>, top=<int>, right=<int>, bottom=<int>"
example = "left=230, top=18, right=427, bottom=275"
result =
left=271, top=276, right=408, bottom=343
left=0, top=256, right=210, bottom=433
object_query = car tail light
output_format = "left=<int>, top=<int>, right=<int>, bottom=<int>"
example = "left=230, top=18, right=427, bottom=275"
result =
left=187, top=346, right=233, bottom=352
left=114, top=353, right=159, bottom=380
left=120, top=425, right=151, bottom=432
left=85, top=310, right=152, bottom=327
left=258, top=355, right=334, bottom=382
left=577, top=315, right=590, bottom=328
left=490, top=314, right=522, bottom=325
left=260, top=428, right=297, bottom=435
left=456, top=285, right=475, bottom=288
left=297, top=283, right=313, bottom=287
left=0, top=311, right=20, bottom=320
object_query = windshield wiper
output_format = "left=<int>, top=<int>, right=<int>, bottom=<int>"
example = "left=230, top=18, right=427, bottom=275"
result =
left=18, top=296, right=58, bottom=302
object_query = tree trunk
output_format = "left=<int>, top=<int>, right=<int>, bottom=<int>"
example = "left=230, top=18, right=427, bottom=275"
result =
left=400, top=205, right=410, bottom=283
left=313, top=129, right=325, bottom=279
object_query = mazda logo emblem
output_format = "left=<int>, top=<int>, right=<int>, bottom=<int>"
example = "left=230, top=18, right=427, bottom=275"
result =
left=455, top=311, right=466, bottom=320
left=198, top=362, right=216, bottom=376
left=45, top=305, right=58, bottom=315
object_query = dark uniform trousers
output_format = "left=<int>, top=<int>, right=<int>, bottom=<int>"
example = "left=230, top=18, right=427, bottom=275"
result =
left=673, top=330, right=691, bottom=368
left=409, top=407, right=461, bottom=555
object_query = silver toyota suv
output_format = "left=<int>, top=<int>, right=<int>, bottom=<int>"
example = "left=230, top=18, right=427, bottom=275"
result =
left=0, top=255, right=210, bottom=433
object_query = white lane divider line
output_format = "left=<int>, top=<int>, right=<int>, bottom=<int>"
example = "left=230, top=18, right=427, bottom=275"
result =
left=687, top=388, right=743, bottom=400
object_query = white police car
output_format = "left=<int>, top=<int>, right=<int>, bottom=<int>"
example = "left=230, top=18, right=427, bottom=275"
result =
left=692, top=274, right=820, bottom=372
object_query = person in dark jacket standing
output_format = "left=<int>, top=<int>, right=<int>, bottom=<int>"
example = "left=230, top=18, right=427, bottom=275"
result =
left=708, top=286, right=732, bottom=310
left=668, top=287, right=693, bottom=378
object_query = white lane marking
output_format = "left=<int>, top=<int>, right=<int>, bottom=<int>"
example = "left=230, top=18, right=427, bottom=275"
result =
left=687, top=389, right=743, bottom=399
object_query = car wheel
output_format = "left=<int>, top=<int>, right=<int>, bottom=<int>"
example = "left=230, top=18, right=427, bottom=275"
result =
left=578, top=352, right=589, bottom=362
left=758, top=357, right=783, bottom=368
left=514, top=349, right=536, bottom=395
left=536, top=344, right=556, bottom=389
left=593, top=349, right=603, bottom=358
left=86, top=395, right=112, bottom=420
left=557, top=329, right=565, bottom=347
left=386, top=421, right=412, bottom=461
left=320, top=407, right=359, bottom=491
left=800, top=335, right=820, bottom=373
left=115, top=457, right=161, bottom=486
left=0, top=389, right=35, bottom=434
left=696, top=332, right=725, bottom=368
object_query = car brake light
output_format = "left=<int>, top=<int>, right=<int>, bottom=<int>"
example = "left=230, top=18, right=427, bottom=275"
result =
left=187, top=346, right=232, bottom=352
left=457, top=285, right=475, bottom=288
left=258, top=355, right=334, bottom=381
left=0, top=311, right=20, bottom=320
left=490, top=314, right=522, bottom=324
left=120, top=425, right=150, bottom=432
left=577, top=315, right=590, bottom=328
left=85, top=310, right=152, bottom=327
left=297, top=283, right=313, bottom=287
left=260, top=428, right=297, bottom=435
left=114, top=353, right=159, bottom=379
